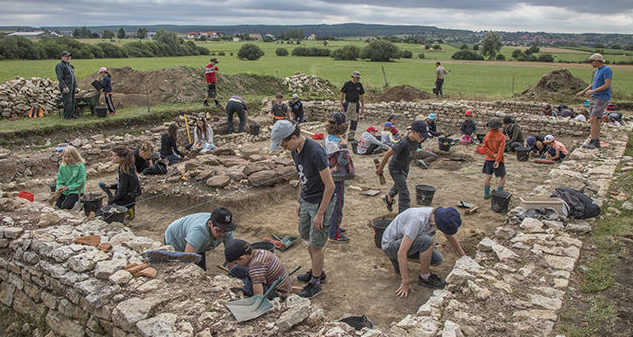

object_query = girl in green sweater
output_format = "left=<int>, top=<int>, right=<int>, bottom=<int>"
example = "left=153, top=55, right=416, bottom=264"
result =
left=55, top=146, right=86, bottom=209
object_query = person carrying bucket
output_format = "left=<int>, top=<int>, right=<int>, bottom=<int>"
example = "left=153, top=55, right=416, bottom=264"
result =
left=543, top=135, right=568, bottom=162
left=482, top=117, right=507, bottom=199
left=381, top=207, right=466, bottom=297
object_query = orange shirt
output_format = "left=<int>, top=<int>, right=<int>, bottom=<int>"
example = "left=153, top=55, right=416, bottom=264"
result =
left=482, top=129, right=506, bottom=162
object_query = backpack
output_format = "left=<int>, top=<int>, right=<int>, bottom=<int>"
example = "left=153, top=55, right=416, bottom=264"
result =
left=328, top=149, right=355, bottom=181
left=550, top=187, right=600, bottom=219
left=28, top=105, right=45, bottom=118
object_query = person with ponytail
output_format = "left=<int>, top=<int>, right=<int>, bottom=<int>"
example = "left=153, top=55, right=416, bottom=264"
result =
left=98, top=67, right=116, bottom=114
left=99, top=146, right=142, bottom=220
left=160, top=123, right=187, bottom=165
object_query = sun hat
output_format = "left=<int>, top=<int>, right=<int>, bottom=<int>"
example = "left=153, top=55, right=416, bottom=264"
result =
left=384, top=122, right=394, bottom=128
left=488, top=117, right=503, bottom=130
left=526, top=136, right=536, bottom=149
left=99, top=67, right=108, bottom=73
left=588, top=53, right=605, bottom=63
left=410, top=120, right=427, bottom=135
left=367, top=126, right=378, bottom=132
left=60, top=51, right=71, bottom=57
left=543, top=135, right=555, bottom=143
left=270, top=120, right=296, bottom=150
left=503, top=117, right=514, bottom=124
left=292, top=94, right=299, bottom=99
left=434, top=207, right=462, bottom=235
left=388, top=114, right=398, bottom=120
left=351, top=71, right=361, bottom=78
left=329, top=112, right=346, bottom=125
left=210, top=57, right=219, bottom=63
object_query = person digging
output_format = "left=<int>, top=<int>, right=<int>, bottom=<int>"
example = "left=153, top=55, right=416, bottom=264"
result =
left=381, top=207, right=465, bottom=297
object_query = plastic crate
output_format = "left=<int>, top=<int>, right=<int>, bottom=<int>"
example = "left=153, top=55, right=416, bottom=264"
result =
left=519, top=197, right=566, bottom=214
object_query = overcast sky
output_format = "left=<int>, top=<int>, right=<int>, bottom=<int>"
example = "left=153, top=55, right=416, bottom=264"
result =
left=1, top=0, right=632, bottom=34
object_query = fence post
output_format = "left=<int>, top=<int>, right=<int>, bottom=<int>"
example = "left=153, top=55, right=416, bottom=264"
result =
left=382, top=66, right=388, bottom=87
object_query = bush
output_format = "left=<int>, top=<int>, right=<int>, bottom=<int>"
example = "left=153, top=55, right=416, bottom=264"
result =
left=537, top=54, right=554, bottom=62
left=122, top=41, right=155, bottom=57
left=331, top=45, right=360, bottom=60
left=418, top=53, right=425, bottom=59
left=399, top=50, right=413, bottom=58
left=511, top=49, right=523, bottom=59
left=291, top=47, right=330, bottom=57
left=360, top=40, right=399, bottom=62
left=197, top=46, right=209, bottom=55
left=238, top=43, right=264, bottom=60
left=96, top=42, right=128, bottom=58
left=0, top=36, right=45, bottom=59
left=276, top=48, right=289, bottom=56
left=451, top=50, right=483, bottom=60
left=218, top=51, right=226, bottom=56
left=495, top=54, right=505, bottom=61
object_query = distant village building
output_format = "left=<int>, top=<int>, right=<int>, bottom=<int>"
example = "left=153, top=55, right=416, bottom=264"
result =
left=248, top=33, right=262, bottom=41
left=146, top=32, right=157, bottom=40
left=265, top=34, right=276, bottom=41
left=307, top=34, right=317, bottom=41
left=186, top=31, right=224, bottom=40
left=232, top=36, right=240, bottom=42
left=8, top=31, right=60, bottom=39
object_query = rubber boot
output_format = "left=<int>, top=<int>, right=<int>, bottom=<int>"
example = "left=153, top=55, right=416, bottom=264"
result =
left=484, top=186, right=491, bottom=199
left=203, top=99, right=209, bottom=106
left=214, top=100, right=222, bottom=109
left=595, top=137, right=601, bottom=148
left=583, top=138, right=598, bottom=149
left=497, top=186, right=504, bottom=192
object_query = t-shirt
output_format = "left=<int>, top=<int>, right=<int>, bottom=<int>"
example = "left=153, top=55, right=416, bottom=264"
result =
left=550, top=140, right=569, bottom=155
left=292, top=139, right=329, bottom=204
left=341, top=81, right=365, bottom=103
left=358, top=132, right=383, bottom=154
left=133, top=149, right=150, bottom=173
left=460, top=119, right=476, bottom=136
left=289, top=100, right=303, bottom=117
left=271, top=103, right=288, bottom=118
left=164, top=213, right=234, bottom=252
left=389, top=135, right=419, bottom=170
left=248, top=249, right=292, bottom=297
left=205, top=63, right=218, bottom=84
left=381, top=207, right=436, bottom=249
left=436, top=66, right=448, bottom=80
left=591, top=65, right=612, bottom=101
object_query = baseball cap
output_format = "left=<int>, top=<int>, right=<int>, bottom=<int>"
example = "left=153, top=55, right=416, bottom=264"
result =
left=488, top=117, right=503, bottom=130
left=427, top=113, right=436, bottom=120
left=210, top=57, right=219, bottom=63
left=588, top=53, right=605, bottom=62
left=270, top=120, right=296, bottom=150
left=330, top=112, right=346, bottom=125
left=526, top=136, right=536, bottom=149
left=503, top=116, right=514, bottom=124
left=211, top=207, right=236, bottom=232
left=99, top=67, right=108, bottom=73
left=367, top=126, right=378, bottom=132
left=224, top=239, right=252, bottom=266
left=292, top=94, right=299, bottom=99
left=60, top=51, right=71, bottom=57
left=543, top=135, right=555, bottom=143
left=384, top=122, right=395, bottom=128
left=352, top=71, right=361, bottom=78
left=434, top=207, right=462, bottom=235
left=436, top=62, right=441, bottom=65
left=410, top=120, right=427, bottom=135
left=388, top=114, right=398, bottom=121
left=465, top=110, right=472, bottom=116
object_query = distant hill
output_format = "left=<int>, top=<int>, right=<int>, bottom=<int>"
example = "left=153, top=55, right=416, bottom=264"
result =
left=2, top=23, right=632, bottom=46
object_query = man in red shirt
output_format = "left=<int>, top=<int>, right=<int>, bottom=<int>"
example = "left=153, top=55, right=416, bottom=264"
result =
left=204, top=58, right=222, bottom=108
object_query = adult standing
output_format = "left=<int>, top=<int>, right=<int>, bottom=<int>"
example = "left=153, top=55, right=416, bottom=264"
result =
left=434, top=62, right=449, bottom=97
left=576, top=53, right=612, bottom=149
left=55, top=51, right=76, bottom=120
left=270, top=120, right=336, bottom=298
left=203, top=58, right=222, bottom=108
left=225, top=95, right=248, bottom=134
left=339, top=71, right=365, bottom=141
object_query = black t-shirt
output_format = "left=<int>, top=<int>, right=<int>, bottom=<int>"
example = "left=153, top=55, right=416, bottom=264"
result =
left=292, top=139, right=329, bottom=204
left=160, top=134, right=184, bottom=158
left=389, top=136, right=420, bottom=170
left=133, top=149, right=150, bottom=173
left=341, top=81, right=365, bottom=103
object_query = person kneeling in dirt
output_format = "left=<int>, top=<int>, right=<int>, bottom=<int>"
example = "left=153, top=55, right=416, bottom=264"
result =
left=381, top=122, right=399, bottom=147
left=134, top=141, right=154, bottom=173
left=543, top=135, right=568, bottom=163
left=460, top=110, right=476, bottom=143
left=164, top=207, right=236, bottom=271
left=525, top=135, right=546, bottom=158
left=160, top=124, right=187, bottom=165
left=357, top=126, right=387, bottom=155
left=382, top=207, right=466, bottom=297
left=186, top=117, right=215, bottom=153
left=54, top=146, right=86, bottom=209
left=502, top=117, right=524, bottom=152
left=99, top=146, right=142, bottom=220
left=225, top=239, right=292, bottom=299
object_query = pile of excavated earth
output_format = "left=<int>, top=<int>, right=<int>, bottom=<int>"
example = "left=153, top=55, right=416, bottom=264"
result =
left=521, top=69, right=588, bottom=100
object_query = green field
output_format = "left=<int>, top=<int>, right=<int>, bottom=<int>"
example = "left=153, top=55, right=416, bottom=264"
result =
left=1, top=40, right=632, bottom=98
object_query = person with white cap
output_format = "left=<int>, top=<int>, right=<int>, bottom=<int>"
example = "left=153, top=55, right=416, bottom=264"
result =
left=339, top=71, right=365, bottom=141
left=289, top=93, right=306, bottom=123
left=55, top=51, right=77, bottom=120
left=270, top=120, right=335, bottom=298
left=98, top=67, right=116, bottom=114
left=543, top=135, right=568, bottom=162
left=576, top=53, right=612, bottom=149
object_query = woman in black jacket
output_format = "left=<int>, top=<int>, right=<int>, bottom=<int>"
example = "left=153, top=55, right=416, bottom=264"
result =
left=160, top=124, right=187, bottom=165
left=99, top=146, right=142, bottom=220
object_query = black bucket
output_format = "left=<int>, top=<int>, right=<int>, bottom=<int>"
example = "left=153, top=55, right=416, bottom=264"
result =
left=249, top=124, right=260, bottom=136
left=490, top=190, right=512, bottom=213
left=438, top=137, right=453, bottom=151
left=250, top=241, right=275, bottom=252
left=96, top=106, right=108, bottom=118
left=102, top=205, right=127, bottom=223
left=48, top=182, right=57, bottom=193
left=339, top=315, right=374, bottom=331
left=83, top=193, right=104, bottom=216
left=476, top=133, right=486, bottom=142
left=371, top=218, right=392, bottom=248
left=415, top=184, right=436, bottom=206
left=350, top=140, right=359, bottom=154
left=516, top=146, right=530, bottom=162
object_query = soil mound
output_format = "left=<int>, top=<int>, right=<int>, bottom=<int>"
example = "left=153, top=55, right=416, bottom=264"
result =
left=376, top=85, right=432, bottom=102
left=521, top=69, right=588, bottom=99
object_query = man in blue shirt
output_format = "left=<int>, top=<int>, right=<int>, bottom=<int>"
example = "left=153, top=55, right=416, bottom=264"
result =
left=576, top=53, right=612, bottom=149
left=270, top=120, right=335, bottom=298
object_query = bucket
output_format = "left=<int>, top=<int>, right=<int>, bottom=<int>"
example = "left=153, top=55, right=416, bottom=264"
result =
left=249, top=124, right=260, bottom=136
left=350, top=140, right=358, bottom=154
left=415, top=184, right=436, bottom=206
left=83, top=193, right=104, bottom=216
left=16, top=191, right=34, bottom=202
left=96, top=106, right=108, bottom=118
left=516, top=146, right=530, bottom=162
left=370, top=218, right=392, bottom=248
left=476, top=133, right=486, bottom=142
left=438, top=137, right=453, bottom=151
left=102, top=205, right=127, bottom=223
left=48, top=183, right=57, bottom=193
left=339, top=315, right=374, bottom=331
left=250, top=241, right=275, bottom=252
left=490, top=190, right=512, bottom=213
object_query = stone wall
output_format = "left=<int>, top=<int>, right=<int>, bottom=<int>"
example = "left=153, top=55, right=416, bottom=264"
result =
left=0, top=77, right=59, bottom=118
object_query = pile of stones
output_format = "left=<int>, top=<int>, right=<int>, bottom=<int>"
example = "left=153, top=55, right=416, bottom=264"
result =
left=283, top=74, right=336, bottom=97
left=0, top=77, right=59, bottom=118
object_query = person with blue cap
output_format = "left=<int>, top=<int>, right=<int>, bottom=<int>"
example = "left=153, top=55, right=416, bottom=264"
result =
left=270, top=120, right=335, bottom=298
left=525, top=135, right=546, bottom=158
left=381, top=121, right=399, bottom=147
left=425, top=113, right=442, bottom=137
left=381, top=206, right=466, bottom=297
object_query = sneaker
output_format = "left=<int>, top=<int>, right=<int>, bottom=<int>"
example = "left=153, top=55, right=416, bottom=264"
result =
left=298, top=282, right=322, bottom=298
left=418, top=274, right=447, bottom=289
left=215, top=102, right=223, bottom=109
left=339, top=228, right=347, bottom=233
left=297, top=270, right=327, bottom=283
left=203, top=100, right=209, bottom=106
left=415, top=160, right=428, bottom=169
left=383, top=195, right=394, bottom=212
left=328, top=236, right=350, bottom=243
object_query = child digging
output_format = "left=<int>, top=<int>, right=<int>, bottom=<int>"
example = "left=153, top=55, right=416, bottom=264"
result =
left=54, top=146, right=86, bottom=209
left=269, top=93, right=288, bottom=124
left=482, top=117, right=506, bottom=199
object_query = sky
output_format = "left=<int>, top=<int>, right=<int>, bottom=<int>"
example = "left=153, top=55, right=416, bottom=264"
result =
left=1, top=0, right=632, bottom=34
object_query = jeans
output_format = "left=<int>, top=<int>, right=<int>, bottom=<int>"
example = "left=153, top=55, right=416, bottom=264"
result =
left=61, top=90, right=75, bottom=119
left=55, top=193, right=79, bottom=209
left=226, top=100, right=246, bottom=133
left=388, top=165, right=411, bottom=214
left=229, top=265, right=275, bottom=299
left=434, top=79, right=444, bottom=96
left=329, top=181, right=345, bottom=239
left=383, top=234, right=443, bottom=265
left=162, top=154, right=181, bottom=165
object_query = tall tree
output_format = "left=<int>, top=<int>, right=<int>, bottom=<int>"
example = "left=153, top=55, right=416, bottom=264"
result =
left=481, top=32, right=502, bottom=60
left=102, top=30, right=114, bottom=39
left=136, top=28, right=148, bottom=39
left=117, top=28, right=126, bottom=39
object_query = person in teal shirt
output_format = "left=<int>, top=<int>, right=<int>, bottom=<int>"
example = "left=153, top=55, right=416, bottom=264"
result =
left=164, top=208, right=237, bottom=271
left=55, top=146, right=86, bottom=209
left=576, top=53, right=612, bottom=149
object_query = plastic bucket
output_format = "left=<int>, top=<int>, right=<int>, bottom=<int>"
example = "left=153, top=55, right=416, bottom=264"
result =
left=83, top=193, right=104, bottom=216
left=516, top=146, right=530, bottom=162
left=49, top=183, right=57, bottom=193
left=339, top=315, right=374, bottom=331
left=102, top=205, right=127, bottom=223
left=438, top=137, right=453, bottom=151
left=415, top=184, right=436, bottom=206
left=476, top=133, right=486, bottom=142
left=96, top=106, right=108, bottom=118
left=491, top=190, right=512, bottom=213
left=350, top=140, right=358, bottom=154
left=370, top=218, right=392, bottom=249
left=250, top=241, right=275, bottom=252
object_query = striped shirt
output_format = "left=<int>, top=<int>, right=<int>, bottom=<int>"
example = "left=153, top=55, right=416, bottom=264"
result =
left=248, top=249, right=291, bottom=297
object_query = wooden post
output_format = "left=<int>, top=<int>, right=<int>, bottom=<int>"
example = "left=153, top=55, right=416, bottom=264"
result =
left=381, top=66, right=388, bottom=87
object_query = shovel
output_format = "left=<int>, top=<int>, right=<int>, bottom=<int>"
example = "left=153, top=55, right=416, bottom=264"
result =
left=225, top=265, right=301, bottom=322
left=272, top=234, right=298, bottom=251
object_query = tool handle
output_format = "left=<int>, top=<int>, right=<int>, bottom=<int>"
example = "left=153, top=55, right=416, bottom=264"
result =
left=288, top=265, right=301, bottom=276
left=272, top=234, right=283, bottom=241
left=373, top=158, right=386, bottom=185
left=262, top=265, right=301, bottom=299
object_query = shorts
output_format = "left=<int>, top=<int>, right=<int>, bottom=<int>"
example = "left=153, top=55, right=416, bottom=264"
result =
left=482, top=160, right=506, bottom=177
left=382, top=234, right=443, bottom=265
left=589, top=97, right=608, bottom=119
left=298, top=195, right=336, bottom=248
left=207, top=83, right=217, bottom=98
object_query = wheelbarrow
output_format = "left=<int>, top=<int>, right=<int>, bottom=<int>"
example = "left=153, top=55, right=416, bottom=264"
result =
left=56, top=91, right=101, bottom=117
left=225, top=265, right=301, bottom=322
